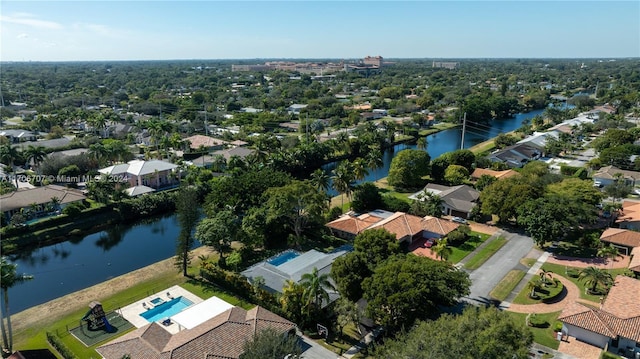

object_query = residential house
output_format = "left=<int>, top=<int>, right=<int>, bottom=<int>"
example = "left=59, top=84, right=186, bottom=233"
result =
left=593, top=166, right=640, bottom=187
left=183, top=135, right=227, bottom=151
left=0, top=185, right=86, bottom=222
left=241, top=246, right=351, bottom=304
left=599, top=228, right=640, bottom=255
left=616, top=200, right=640, bottom=230
left=410, top=184, right=480, bottom=219
left=0, top=129, right=37, bottom=143
left=628, top=247, right=640, bottom=276
left=488, top=143, right=543, bottom=168
left=287, top=104, right=308, bottom=115
left=211, top=147, right=255, bottom=161
left=516, top=131, right=560, bottom=151
left=99, top=159, right=179, bottom=194
left=96, top=305, right=295, bottom=359
left=558, top=276, right=640, bottom=357
left=325, top=210, right=460, bottom=245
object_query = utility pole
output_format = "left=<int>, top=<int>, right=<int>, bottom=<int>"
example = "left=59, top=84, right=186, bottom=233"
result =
left=204, top=103, right=208, bottom=136
left=460, top=112, right=467, bottom=150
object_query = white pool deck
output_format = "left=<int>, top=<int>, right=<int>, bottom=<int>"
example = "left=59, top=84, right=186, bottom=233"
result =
left=118, top=285, right=203, bottom=334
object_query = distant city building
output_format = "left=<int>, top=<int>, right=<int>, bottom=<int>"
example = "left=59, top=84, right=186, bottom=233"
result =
left=432, top=61, right=459, bottom=69
left=363, top=55, right=383, bottom=68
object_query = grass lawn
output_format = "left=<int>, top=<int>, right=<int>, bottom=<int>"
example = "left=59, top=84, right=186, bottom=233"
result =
left=490, top=270, right=526, bottom=301
left=539, top=263, right=628, bottom=303
left=549, top=240, right=598, bottom=258
left=15, top=269, right=249, bottom=358
left=512, top=278, right=564, bottom=305
left=464, top=236, right=507, bottom=270
left=507, top=311, right=562, bottom=350
left=449, top=232, right=491, bottom=263
left=314, top=322, right=362, bottom=356
left=521, top=258, right=537, bottom=268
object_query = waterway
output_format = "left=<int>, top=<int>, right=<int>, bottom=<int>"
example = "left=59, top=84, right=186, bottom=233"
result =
left=9, top=214, right=199, bottom=314
left=325, top=108, right=546, bottom=196
left=10, top=108, right=547, bottom=313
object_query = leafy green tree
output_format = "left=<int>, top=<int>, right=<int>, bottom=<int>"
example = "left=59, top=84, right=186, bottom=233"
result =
left=240, top=328, right=301, bottom=359
left=481, top=178, right=538, bottom=224
left=330, top=252, right=370, bottom=302
left=444, top=164, right=469, bottom=185
left=474, top=174, right=497, bottom=191
left=444, top=149, right=476, bottom=172
left=409, top=191, right=443, bottom=217
left=280, top=280, right=305, bottom=324
left=263, top=180, right=327, bottom=245
left=174, top=187, right=200, bottom=277
left=362, top=254, right=470, bottom=332
left=351, top=182, right=383, bottom=213
left=354, top=228, right=401, bottom=271
left=493, top=133, right=518, bottom=149
left=373, top=306, right=533, bottom=359
left=1, top=257, right=34, bottom=357
left=546, top=178, right=603, bottom=207
left=334, top=297, right=362, bottom=337
left=604, top=176, right=632, bottom=204
left=516, top=196, right=580, bottom=247
left=387, top=149, right=430, bottom=190
left=578, top=266, right=613, bottom=294
left=596, top=245, right=619, bottom=268
left=195, top=210, right=239, bottom=259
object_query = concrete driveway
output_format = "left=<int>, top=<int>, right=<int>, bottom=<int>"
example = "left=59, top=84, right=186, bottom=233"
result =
left=298, top=334, right=341, bottom=359
left=462, top=230, right=534, bottom=306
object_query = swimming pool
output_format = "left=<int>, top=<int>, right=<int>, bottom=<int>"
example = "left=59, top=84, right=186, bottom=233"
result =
left=267, top=251, right=300, bottom=266
left=140, top=297, right=193, bottom=323
left=150, top=297, right=165, bottom=306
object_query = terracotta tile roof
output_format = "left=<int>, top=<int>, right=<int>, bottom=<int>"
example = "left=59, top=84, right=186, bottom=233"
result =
left=367, top=212, right=423, bottom=241
left=600, top=228, right=640, bottom=248
left=421, top=216, right=459, bottom=236
left=559, top=276, right=640, bottom=342
left=325, top=213, right=383, bottom=236
left=602, top=276, right=640, bottom=319
left=96, top=306, right=294, bottom=359
left=629, top=247, right=640, bottom=272
left=470, top=168, right=519, bottom=180
left=184, top=135, right=227, bottom=149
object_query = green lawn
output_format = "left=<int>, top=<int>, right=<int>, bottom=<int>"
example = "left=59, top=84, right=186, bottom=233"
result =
left=506, top=311, right=561, bottom=350
left=464, top=236, right=507, bottom=270
left=540, top=263, right=628, bottom=303
left=15, top=273, right=249, bottom=358
left=489, top=270, right=526, bottom=301
left=449, top=232, right=491, bottom=263
left=512, top=278, right=564, bottom=305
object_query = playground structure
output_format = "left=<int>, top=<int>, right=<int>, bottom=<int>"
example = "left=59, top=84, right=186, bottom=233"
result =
left=81, top=301, right=114, bottom=333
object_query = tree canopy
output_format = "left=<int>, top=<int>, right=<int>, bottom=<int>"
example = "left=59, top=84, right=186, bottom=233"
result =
left=387, top=149, right=431, bottom=190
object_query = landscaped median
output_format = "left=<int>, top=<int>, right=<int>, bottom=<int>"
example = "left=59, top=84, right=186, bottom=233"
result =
left=463, top=236, right=507, bottom=270
left=489, top=269, right=527, bottom=302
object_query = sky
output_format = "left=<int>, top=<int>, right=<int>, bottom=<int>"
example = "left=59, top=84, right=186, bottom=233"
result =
left=1, top=1, right=639, bottom=61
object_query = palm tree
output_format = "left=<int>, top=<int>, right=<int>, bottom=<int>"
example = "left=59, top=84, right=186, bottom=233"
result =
left=352, top=158, right=369, bottom=181
left=431, top=238, right=453, bottom=261
left=23, top=145, right=47, bottom=171
left=365, top=147, right=384, bottom=181
left=299, top=267, right=336, bottom=313
left=0, top=144, right=20, bottom=189
left=280, top=279, right=305, bottom=324
left=578, top=266, right=613, bottom=294
left=1, top=257, right=33, bottom=356
left=310, top=168, right=330, bottom=192
left=331, top=161, right=355, bottom=210
left=416, top=136, right=428, bottom=151
left=597, top=245, right=619, bottom=269
left=527, top=280, right=541, bottom=298
left=539, top=269, right=553, bottom=286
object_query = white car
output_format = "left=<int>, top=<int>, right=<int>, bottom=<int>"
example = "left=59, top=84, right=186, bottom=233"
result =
left=451, top=217, right=468, bottom=224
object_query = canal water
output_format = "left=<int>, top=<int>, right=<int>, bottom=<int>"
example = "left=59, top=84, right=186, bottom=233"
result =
left=10, top=214, right=197, bottom=314
left=11, top=108, right=549, bottom=313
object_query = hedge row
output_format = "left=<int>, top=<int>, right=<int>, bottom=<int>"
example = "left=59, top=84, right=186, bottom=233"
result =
left=46, top=332, right=77, bottom=359
left=199, top=266, right=279, bottom=311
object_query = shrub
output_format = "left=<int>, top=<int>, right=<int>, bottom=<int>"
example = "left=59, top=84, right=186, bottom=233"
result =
left=382, top=194, right=410, bottom=212
left=527, top=314, right=549, bottom=328
left=46, top=332, right=77, bottom=359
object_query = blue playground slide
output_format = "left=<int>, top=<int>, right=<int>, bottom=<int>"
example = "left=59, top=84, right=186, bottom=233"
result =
left=102, top=316, right=114, bottom=333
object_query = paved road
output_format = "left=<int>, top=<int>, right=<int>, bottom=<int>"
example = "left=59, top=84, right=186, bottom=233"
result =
left=463, top=230, right=534, bottom=306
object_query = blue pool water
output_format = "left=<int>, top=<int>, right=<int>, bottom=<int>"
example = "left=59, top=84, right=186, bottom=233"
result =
left=150, top=297, right=165, bottom=305
left=140, top=297, right=193, bottom=322
left=267, top=251, right=300, bottom=266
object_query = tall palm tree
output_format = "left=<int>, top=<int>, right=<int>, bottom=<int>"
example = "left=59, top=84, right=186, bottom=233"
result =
left=1, top=257, right=33, bottom=356
left=0, top=144, right=21, bottom=189
left=416, top=136, right=428, bottom=151
left=23, top=145, right=47, bottom=171
left=365, top=147, right=384, bottom=181
left=431, top=238, right=453, bottom=261
left=299, top=267, right=335, bottom=313
left=578, top=266, right=613, bottom=294
left=280, top=279, right=305, bottom=324
left=310, top=168, right=330, bottom=192
left=352, top=158, right=369, bottom=182
left=331, top=161, right=355, bottom=210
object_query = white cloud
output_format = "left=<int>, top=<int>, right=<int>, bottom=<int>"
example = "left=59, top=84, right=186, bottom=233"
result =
left=0, top=14, right=63, bottom=30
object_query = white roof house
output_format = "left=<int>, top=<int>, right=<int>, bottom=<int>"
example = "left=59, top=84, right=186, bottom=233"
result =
left=99, top=160, right=178, bottom=177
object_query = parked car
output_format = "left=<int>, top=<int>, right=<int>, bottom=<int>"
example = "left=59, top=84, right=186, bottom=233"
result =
left=451, top=217, right=468, bottom=224
left=593, top=181, right=603, bottom=188
left=425, top=238, right=437, bottom=248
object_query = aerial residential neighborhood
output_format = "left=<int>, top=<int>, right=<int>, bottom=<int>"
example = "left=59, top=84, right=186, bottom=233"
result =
left=1, top=1, right=640, bottom=358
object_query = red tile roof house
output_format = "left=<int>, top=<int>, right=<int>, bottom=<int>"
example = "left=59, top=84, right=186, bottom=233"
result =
left=183, top=135, right=228, bottom=151
left=558, top=276, right=640, bottom=357
left=629, top=247, right=640, bottom=276
left=96, top=306, right=295, bottom=359
left=325, top=210, right=460, bottom=246
left=600, top=228, right=640, bottom=255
